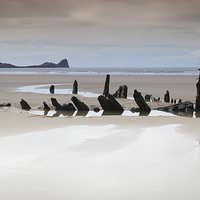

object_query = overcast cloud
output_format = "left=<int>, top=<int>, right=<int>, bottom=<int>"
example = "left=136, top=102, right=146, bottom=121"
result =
left=0, top=0, right=200, bottom=67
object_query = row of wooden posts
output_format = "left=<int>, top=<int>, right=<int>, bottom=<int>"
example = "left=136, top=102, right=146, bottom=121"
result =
left=15, top=72, right=200, bottom=115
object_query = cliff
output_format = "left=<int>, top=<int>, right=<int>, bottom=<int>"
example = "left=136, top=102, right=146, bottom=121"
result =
left=0, top=59, right=69, bottom=68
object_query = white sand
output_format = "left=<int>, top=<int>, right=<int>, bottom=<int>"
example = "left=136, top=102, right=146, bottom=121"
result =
left=0, top=74, right=200, bottom=199
left=0, top=123, right=200, bottom=200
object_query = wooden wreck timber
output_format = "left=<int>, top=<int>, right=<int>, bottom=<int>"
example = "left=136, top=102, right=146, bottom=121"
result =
left=113, top=85, right=128, bottom=99
left=133, top=89, right=151, bottom=112
left=98, top=94, right=124, bottom=112
left=195, top=73, right=200, bottom=110
left=51, top=98, right=76, bottom=111
left=164, top=90, right=170, bottom=103
left=71, top=96, right=89, bottom=111
left=43, top=102, right=50, bottom=110
left=103, top=74, right=110, bottom=97
left=155, top=101, right=194, bottom=112
left=49, top=85, right=55, bottom=94
left=20, top=99, right=31, bottom=110
left=73, top=80, right=78, bottom=94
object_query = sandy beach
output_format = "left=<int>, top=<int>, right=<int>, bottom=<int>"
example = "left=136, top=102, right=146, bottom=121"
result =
left=0, top=74, right=200, bottom=199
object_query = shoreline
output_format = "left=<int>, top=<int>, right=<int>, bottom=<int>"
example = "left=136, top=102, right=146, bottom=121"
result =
left=1, top=74, right=200, bottom=199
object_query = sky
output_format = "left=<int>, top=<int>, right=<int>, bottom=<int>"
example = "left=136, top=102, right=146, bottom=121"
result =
left=0, top=0, right=200, bottom=68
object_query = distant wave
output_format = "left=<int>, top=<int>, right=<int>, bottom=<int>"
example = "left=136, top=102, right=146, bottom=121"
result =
left=0, top=67, right=198, bottom=76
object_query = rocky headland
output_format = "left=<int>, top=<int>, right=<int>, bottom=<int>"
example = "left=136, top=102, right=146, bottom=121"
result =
left=0, top=59, right=69, bottom=68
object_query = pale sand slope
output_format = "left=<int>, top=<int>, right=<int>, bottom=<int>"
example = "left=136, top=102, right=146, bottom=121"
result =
left=0, top=74, right=200, bottom=199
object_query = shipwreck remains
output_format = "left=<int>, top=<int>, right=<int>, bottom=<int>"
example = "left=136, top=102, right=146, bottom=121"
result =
left=113, top=85, right=128, bottom=99
left=98, top=94, right=124, bottom=112
left=164, top=90, right=170, bottom=103
left=103, top=74, right=110, bottom=97
left=71, top=96, right=89, bottom=111
left=195, top=72, right=200, bottom=110
left=51, top=98, right=76, bottom=111
left=20, top=99, right=31, bottom=110
left=133, top=89, right=151, bottom=112
left=73, top=80, right=78, bottom=94
left=49, top=85, right=55, bottom=94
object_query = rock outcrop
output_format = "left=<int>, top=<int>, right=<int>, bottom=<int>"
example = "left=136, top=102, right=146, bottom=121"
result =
left=0, top=59, right=69, bottom=68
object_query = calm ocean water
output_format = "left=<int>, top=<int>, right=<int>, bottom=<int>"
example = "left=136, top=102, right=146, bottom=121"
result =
left=0, top=67, right=198, bottom=76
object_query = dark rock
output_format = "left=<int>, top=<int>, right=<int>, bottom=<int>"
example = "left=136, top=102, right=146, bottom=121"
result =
left=164, top=90, right=170, bottom=103
left=56, top=59, right=69, bottom=67
left=71, top=96, right=89, bottom=111
left=133, top=90, right=151, bottom=112
left=0, top=103, right=11, bottom=107
left=131, top=107, right=140, bottom=113
left=43, top=102, right=50, bottom=110
left=72, top=80, right=78, bottom=94
left=103, top=74, right=110, bottom=97
left=20, top=99, right=31, bottom=110
left=98, top=94, right=124, bottom=112
left=145, top=94, right=151, bottom=102
left=50, top=85, right=54, bottom=94
left=94, top=107, right=100, bottom=112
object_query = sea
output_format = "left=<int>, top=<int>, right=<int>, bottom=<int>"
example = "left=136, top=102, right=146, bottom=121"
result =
left=0, top=67, right=198, bottom=76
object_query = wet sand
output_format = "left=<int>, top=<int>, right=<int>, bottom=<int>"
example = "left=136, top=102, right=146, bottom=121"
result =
left=0, top=74, right=200, bottom=199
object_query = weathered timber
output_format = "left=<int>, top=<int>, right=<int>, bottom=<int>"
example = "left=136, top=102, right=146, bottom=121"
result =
left=121, top=85, right=128, bottom=99
left=50, top=85, right=54, bottom=94
left=51, top=98, right=76, bottom=111
left=103, top=74, right=110, bottom=97
left=155, top=101, right=194, bottom=112
left=196, top=73, right=200, bottom=110
left=145, top=94, right=151, bottom=102
left=73, top=80, right=78, bottom=94
left=113, top=85, right=128, bottom=99
left=113, top=85, right=122, bottom=98
left=98, top=94, right=124, bottom=112
left=43, top=102, right=50, bottom=110
left=164, top=90, right=170, bottom=103
left=0, top=103, right=11, bottom=107
left=71, top=96, right=89, bottom=111
left=51, top=98, right=62, bottom=110
left=133, top=90, right=151, bottom=112
left=62, top=103, right=76, bottom=111
left=20, top=99, right=31, bottom=110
